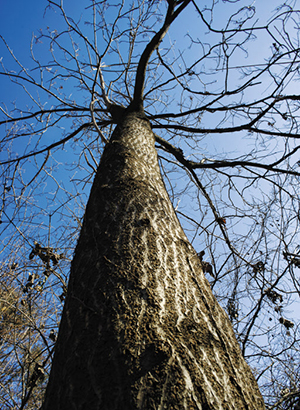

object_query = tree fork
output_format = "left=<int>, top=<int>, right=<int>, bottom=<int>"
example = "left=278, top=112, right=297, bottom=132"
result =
left=42, top=111, right=265, bottom=409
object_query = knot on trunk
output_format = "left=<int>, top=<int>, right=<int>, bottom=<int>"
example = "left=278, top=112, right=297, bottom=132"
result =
left=108, top=104, right=127, bottom=124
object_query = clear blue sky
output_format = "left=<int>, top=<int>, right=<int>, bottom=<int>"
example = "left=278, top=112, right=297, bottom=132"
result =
left=1, top=1, right=49, bottom=58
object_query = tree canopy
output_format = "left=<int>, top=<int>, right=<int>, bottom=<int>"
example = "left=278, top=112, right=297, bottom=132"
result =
left=1, top=0, right=300, bottom=408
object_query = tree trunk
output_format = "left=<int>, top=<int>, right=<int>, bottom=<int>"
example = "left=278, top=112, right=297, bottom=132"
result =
left=42, top=111, right=265, bottom=409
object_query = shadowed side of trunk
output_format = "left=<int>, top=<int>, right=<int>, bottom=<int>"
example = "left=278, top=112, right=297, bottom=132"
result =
left=42, top=111, right=265, bottom=409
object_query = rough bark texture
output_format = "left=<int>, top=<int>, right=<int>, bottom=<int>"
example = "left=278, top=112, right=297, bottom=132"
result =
left=42, top=112, right=265, bottom=409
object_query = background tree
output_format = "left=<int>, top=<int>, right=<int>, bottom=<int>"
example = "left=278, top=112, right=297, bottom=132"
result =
left=1, top=0, right=300, bottom=408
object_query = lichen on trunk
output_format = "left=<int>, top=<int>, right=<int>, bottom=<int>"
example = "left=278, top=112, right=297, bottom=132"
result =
left=42, top=111, right=265, bottom=409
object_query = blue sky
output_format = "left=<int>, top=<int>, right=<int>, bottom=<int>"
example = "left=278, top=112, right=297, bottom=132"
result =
left=0, top=1, right=46, bottom=46
left=0, top=1, right=50, bottom=72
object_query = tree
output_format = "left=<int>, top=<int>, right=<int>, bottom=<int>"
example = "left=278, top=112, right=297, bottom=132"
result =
left=42, top=109, right=265, bottom=409
left=1, top=0, right=300, bottom=408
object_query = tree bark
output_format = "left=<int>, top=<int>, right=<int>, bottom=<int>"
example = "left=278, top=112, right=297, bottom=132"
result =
left=42, top=111, right=265, bottom=409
